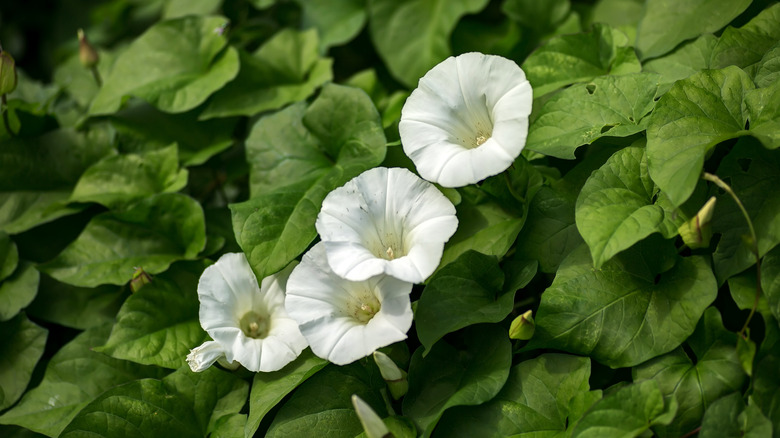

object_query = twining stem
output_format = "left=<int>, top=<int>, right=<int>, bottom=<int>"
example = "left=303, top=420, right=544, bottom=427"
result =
left=702, top=172, right=761, bottom=337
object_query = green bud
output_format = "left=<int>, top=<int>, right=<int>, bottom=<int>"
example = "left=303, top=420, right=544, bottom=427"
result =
left=78, top=29, right=99, bottom=68
left=0, top=46, right=17, bottom=96
left=678, top=196, right=716, bottom=249
left=351, top=394, right=392, bottom=438
left=509, top=310, right=535, bottom=340
left=130, top=267, right=152, bottom=293
left=373, top=351, right=408, bottom=399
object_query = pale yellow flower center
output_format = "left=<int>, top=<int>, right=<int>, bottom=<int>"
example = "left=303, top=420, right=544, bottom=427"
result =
left=348, top=290, right=381, bottom=324
left=239, top=311, right=269, bottom=339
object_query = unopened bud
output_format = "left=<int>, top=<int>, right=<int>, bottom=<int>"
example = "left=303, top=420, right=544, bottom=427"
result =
left=351, top=394, right=392, bottom=438
left=130, top=267, right=152, bottom=293
left=509, top=310, right=535, bottom=340
left=373, top=351, right=408, bottom=399
left=77, top=29, right=99, bottom=68
left=0, top=45, right=17, bottom=95
left=678, top=196, right=716, bottom=249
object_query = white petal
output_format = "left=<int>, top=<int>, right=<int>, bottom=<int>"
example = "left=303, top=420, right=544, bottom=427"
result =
left=186, top=340, right=225, bottom=372
left=286, top=243, right=413, bottom=365
left=316, top=167, right=457, bottom=283
left=195, top=253, right=308, bottom=372
left=399, top=52, right=533, bottom=187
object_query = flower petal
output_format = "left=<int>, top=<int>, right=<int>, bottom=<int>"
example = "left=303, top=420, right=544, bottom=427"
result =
left=286, top=243, right=413, bottom=365
left=186, top=340, right=225, bottom=372
left=399, top=52, right=533, bottom=187
left=316, top=167, right=457, bottom=283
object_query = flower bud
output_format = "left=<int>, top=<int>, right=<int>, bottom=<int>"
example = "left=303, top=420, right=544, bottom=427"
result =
left=373, top=351, right=408, bottom=400
left=130, top=267, right=152, bottom=293
left=0, top=46, right=17, bottom=96
left=78, top=29, right=99, bottom=68
left=351, top=394, right=391, bottom=438
left=678, top=196, right=716, bottom=249
left=509, top=310, right=535, bottom=340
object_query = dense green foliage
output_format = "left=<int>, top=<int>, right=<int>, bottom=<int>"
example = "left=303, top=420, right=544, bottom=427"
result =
left=0, top=0, right=778, bottom=436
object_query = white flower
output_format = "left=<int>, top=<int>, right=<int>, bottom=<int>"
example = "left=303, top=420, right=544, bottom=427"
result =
left=187, top=253, right=308, bottom=373
left=316, top=167, right=458, bottom=283
left=285, top=243, right=413, bottom=365
left=399, top=52, right=533, bottom=187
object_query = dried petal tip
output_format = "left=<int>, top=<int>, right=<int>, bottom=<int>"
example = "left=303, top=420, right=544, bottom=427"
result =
left=373, top=351, right=408, bottom=399
left=678, top=196, right=716, bottom=249
left=0, top=45, right=17, bottom=95
left=509, top=310, right=535, bottom=340
left=77, top=29, right=99, bottom=68
left=351, top=395, right=392, bottom=438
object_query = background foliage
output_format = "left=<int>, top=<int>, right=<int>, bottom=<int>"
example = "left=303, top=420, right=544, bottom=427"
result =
left=0, top=0, right=778, bottom=436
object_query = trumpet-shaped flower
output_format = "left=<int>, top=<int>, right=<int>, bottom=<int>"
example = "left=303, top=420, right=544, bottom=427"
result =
left=316, top=167, right=458, bottom=283
left=286, top=243, right=413, bottom=365
left=399, top=52, right=533, bottom=187
left=187, top=253, right=307, bottom=373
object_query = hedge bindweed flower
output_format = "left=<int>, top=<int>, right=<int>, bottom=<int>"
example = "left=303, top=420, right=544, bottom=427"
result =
left=316, top=167, right=458, bottom=283
left=285, top=243, right=413, bottom=365
left=399, top=52, right=533, bottom=187
left=187, top=253, right=307, bottom=373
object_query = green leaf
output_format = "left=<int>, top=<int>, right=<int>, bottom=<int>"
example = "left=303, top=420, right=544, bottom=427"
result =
left=709, top=3, right=780, bottom=73
left=245, top=350, right=328, bottom=438
left=162, top=366, right=249, bottom=436
left=527, top=74, right=659, bottom=159
left=528, top=245, right=717, bottom=368
left=575, top=146, right=684, bottom=268
left=762, top=247, right=780, bottom=327
left=201, top=29, right=333, bottom=119
left=728, top=269, right=772, bottom=322
left=439, top=183, right=526, bottom=271
left=295, top=0, right=366, bottom=50
left=700, top=393, right=773, bottom=438
left=402, top=324, right=511, bottom=437
left=0, top=263, right=39, bottom=322
left=745, top=80, right=780, bottom=149
left=0, top=314, right=47, bottom=410
left=89, top=15, right=239, bottom=115
left=0, top=324, right=167, bottom=437
left=70, top=144, right=188, bottom=208
left=368, top=0, right=490, bottom=88
left=416, top=251, right=511, bottom=353
left=163, top=0, right=222, bottom=19
left=643, top=34, right=719, bottom=87
left=646, top=66, right=754, bottom=207
left=40, top=192, right=206, bottom=287
left=752, top=339, right=780, bottom=435
left=755, top=41, right=780, bottom=88
left=232, top=84, right=385, bottom=279
left=711, top=139, right=780, bottom=283
left=0, top=232, right=18, bottom=282
left=571, top=380, right=676, bottom=437
left=61, top=366, right=248, bottom=438
left=514, top=185, right=582, bottom=273
left=502, top=0, right=570, bottom=33
left=435, top=353, right=598, bottom=438
left=633, top=307, right=747, bottom=437
left=266, top=363, right=386, bottom=437
left=26, top=273, right=127, bottom=330
left=96, top=261, right=209, bottom=369
left=635, top=0, right=751, bottom=59
left=0, top=126, right=115, bottom=233
left=522, top=24, right=641, bottom=97
left=109, top=102, right=237, bottom=166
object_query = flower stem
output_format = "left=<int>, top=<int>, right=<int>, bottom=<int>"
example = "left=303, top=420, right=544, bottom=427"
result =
left=702, top=172, right=761, bottom=337
left=1, top=94, right=12, bottom=137
left=90, top=65, right=102, bottom=87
